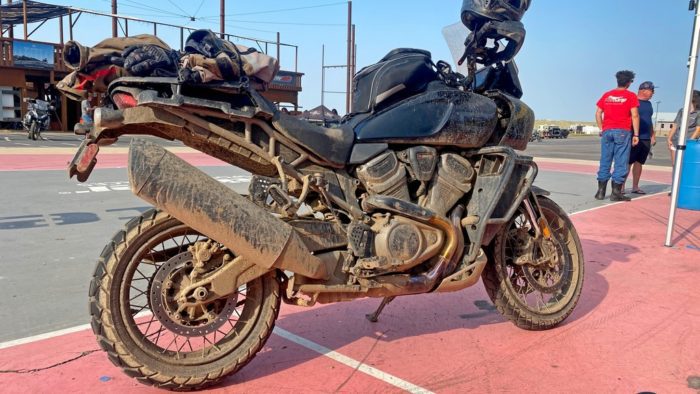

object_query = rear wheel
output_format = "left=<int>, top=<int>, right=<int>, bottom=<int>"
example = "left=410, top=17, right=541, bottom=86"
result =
left=89, top=209, right=281, bottom=390
left=482, top=196, right=584, bottom=330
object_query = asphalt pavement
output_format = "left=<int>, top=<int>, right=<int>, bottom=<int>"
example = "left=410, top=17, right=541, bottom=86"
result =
left=3, top=132, right=698, bottom=393
left=0, top=133, right=672, bottom=341
left=524, top=135, right=673, bottom=168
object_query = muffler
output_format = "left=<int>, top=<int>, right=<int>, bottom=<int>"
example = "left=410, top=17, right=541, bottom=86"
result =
left=127, top=138, right=328, bottom=279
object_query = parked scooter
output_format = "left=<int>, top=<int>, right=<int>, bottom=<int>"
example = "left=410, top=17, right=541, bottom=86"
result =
left=23, top=99, right=53, bottom=140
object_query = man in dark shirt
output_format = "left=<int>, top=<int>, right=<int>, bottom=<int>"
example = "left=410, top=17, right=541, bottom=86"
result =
left=627, top=81, right=656, bottom=194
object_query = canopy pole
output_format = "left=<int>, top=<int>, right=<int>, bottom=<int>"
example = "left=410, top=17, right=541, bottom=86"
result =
left=22, top=0, right=26, bottom=39
left=6, top=0, right=12, bottom=39
left=665, top=0, right=700, bottom=246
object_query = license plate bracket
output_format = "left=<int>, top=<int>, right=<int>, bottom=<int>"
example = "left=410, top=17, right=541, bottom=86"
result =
left=68, top=139, right=100, bottom=182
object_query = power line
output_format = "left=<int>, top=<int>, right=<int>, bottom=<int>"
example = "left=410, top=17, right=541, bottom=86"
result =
left=198, top=18, right=277, bottom=35
left=199, top=1, right=346, bottom=18
left=165, top=0, right=192, bottom=18
left=198, top=16, right=344, bottom=27
left=192, top=0, right=206, bottom=18
left=115, top=0, right=190, bottom=19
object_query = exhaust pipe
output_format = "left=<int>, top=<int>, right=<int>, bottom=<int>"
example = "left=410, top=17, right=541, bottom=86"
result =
left=127, top=139, right=328, bottom=279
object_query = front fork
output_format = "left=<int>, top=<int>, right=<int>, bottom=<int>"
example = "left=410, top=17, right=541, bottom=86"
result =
left=520, top=192, right=558, bottom=267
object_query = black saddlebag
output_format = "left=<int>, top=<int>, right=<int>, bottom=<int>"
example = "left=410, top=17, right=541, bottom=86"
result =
left=351, top=48, right=438, bottom=115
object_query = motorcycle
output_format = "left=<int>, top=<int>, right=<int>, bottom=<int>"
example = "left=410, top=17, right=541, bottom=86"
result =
left=530, top=130, right=542, bottom=142
left=66, top=0, right=583, bottom=390
left=23, top=98, right=52, bottom=140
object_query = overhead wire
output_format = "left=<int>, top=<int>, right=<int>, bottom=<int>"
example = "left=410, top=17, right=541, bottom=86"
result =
left=192, top=0, right=206, bottom=19
left=199, top=1, right=346, bottom=18
left=114, top=0, right=190, bottom=19
left=197, top=16, right=344, bottom=27
left=164, top=0, right=193, bottom=19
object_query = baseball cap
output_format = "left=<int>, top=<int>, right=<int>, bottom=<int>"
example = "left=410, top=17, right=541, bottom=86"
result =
left=639, top=81, right=655, bottom=91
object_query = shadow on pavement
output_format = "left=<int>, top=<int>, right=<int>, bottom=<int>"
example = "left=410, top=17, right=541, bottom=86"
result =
left=221, top=238, right=640, bottom=387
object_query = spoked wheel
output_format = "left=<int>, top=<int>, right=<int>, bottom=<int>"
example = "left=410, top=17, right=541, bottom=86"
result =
left=90, top=209, right=281, bottom=390
left=482, top=196, right=584, bottom=330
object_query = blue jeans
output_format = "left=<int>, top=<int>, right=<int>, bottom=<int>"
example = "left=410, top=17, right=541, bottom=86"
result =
left=597, top=129, right=632, bottom=184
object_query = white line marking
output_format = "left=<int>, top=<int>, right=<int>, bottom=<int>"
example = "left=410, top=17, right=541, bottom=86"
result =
left=0, top=321, right=434, bottom=392
left=0, top=190, right=669, bottom=390
left=273, top=327, right=433, bottom=394
left=3, top=137, right=9, bottom=141
left=87, top=186, right=110, bottom=192
left=0, top=323, right=91, bottom=350
left=569, top=191, right=668, bottom=216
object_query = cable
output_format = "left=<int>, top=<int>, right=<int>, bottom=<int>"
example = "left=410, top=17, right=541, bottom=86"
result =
left=192, top=0, right=206, bottom=19
left=116, top=0, right=190, bottom=18
left=198, top=17, right=344, bottom=27
left=199, top=1, right=346, bottom=18
left=165, top=0, right=192, bottom=18
left=198, top=18, right=277, bottom=34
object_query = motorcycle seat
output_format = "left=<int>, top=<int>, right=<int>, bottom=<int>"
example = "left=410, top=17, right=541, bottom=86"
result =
left=272, top=112, right=355, bottom=166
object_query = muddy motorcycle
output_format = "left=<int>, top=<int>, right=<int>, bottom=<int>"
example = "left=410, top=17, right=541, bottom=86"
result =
left=68, top=33, right=582, bottom=394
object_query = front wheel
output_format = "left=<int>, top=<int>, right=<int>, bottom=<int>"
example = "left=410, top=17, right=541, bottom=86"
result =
left=89, top=209, right=281, bottom=390
left=482, top=196, right=584, bottom=330
left=30, top=122, right=38, bottom=140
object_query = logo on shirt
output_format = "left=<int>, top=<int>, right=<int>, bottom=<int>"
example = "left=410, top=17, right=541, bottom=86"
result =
left=605, top=96, right=628, bottom=103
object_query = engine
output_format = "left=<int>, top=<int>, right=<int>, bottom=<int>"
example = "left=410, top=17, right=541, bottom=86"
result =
left=351, top=146, right=475, bottom=275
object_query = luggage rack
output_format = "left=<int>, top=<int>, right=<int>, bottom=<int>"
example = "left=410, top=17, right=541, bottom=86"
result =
left=107, top=76, right=272, bottom=119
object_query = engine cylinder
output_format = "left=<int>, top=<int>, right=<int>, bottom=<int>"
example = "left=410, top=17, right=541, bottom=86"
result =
left=422, top=153, right=475, bottom=216
left=356, top=150, right=410, bottom=200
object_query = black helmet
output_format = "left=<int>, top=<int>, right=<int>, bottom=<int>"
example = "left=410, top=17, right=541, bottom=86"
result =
left=461, top=0, right=530, bottom=31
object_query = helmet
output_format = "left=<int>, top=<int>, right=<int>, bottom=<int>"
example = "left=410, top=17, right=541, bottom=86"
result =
left=461, top=0, right=530, bottom=31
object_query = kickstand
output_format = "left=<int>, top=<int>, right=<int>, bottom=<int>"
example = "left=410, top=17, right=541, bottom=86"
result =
left=366, top=296, right=396, bottom=323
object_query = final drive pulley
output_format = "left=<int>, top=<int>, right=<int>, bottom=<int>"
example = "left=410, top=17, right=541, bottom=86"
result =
left=149, top=252, right=238, bottom=337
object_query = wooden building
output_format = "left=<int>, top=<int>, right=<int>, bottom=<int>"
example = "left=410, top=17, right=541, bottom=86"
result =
left=0, top=1, right=303, bottom=131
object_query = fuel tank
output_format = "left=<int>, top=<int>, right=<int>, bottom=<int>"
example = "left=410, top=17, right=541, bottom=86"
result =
left=350, top=81, right=535, bottom=151
left=352, top=82, right=498, bottom=148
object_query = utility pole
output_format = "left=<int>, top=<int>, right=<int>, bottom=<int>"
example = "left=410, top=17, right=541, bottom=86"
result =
left=112, top=0, right=117, bottom=37
left=351, top=24, right=356, bottom=78
left=346, top=1, right=352, bottom=114
left=321, top=45, right=325, bottom=123
left=220, top=0, right=225, bottom=39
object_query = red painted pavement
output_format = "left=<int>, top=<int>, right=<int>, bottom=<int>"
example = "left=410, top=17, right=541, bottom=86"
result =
left=0, top=154, right=672, bottom=190
left=1, top=192, right=699, bottom=392
left=0, top=152, right=228, bottom=171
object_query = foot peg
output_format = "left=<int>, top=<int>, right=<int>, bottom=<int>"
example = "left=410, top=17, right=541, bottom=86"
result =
left=366, top=296, right=395, bottom=322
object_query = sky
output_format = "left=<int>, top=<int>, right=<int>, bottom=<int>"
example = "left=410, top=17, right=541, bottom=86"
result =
left=22, top=0, right=700, bottom=121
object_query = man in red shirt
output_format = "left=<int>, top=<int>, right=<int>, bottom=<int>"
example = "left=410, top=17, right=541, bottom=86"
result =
left=594, top=70, right=640, bottom=201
